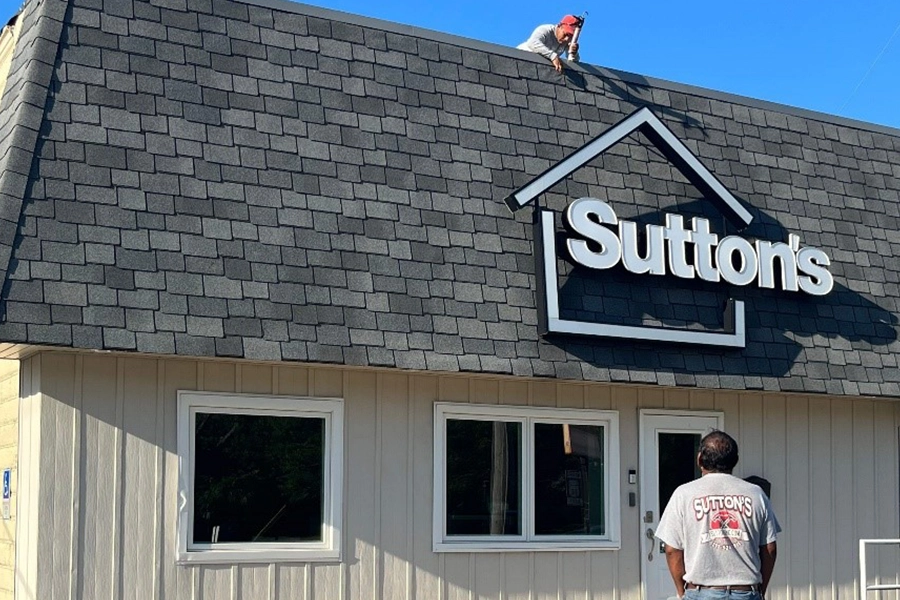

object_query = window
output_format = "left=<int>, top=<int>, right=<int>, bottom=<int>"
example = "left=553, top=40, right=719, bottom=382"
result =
left=433, top=403, right=620, bottom=552
left=177, top=391, right=343, bottom=563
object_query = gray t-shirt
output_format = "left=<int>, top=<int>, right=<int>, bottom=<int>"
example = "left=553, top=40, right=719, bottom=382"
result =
left=517, top=24, right=568, bottom=61
left=655, top=473, right=781, bottom=586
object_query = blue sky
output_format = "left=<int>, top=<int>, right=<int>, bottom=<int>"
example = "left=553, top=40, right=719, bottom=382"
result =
left=2, top=0, right=898, bottom=130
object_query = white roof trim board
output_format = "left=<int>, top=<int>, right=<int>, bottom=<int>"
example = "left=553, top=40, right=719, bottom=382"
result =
left=504, top=107, right=754, bottom=229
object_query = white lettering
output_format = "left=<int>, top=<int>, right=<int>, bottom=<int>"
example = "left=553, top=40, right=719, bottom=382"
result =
left=756, top=234, right=799, bottom=292
left=692, top=217, right=720, bottom=282
left=664, top=214, right=695, bottom=279
left=563, top=198, right=830, bottom=296
left=620, top=220, right=666, bottom=275
left=693, top=494, right=754, bottom=519
left=566, top=197, right=621, bottom=270
left=717, top=236, right=758, bottom=286
left=797, top=247, right=834, bottom=295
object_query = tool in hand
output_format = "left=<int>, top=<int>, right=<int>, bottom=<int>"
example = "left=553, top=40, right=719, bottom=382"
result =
left=567, top=12, right=587, bottom=62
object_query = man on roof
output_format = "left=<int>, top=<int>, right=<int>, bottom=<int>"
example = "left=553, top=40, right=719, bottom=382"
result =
left=517, top=15, right=582, bottom=73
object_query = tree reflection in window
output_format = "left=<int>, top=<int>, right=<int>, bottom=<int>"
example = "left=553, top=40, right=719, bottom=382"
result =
left=193, top=412, right=324, bottom=544
left=445, top=419, right=521, bottom=536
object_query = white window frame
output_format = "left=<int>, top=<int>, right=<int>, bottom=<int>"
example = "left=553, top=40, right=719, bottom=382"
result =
left=176, top=391, right=343, bottom=564
left=433, top=402, right=620, bottom=552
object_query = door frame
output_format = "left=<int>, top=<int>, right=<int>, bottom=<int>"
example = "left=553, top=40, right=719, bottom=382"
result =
left=638, top=409, right=724, bottom=600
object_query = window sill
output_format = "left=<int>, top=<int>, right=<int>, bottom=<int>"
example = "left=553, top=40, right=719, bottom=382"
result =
left=176, top=547, right=341, bottom=564
left=433, top=540, right=621, bottom=553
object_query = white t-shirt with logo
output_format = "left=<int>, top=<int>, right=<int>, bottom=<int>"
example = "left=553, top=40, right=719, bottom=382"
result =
left=655, top=473, right=781, bottom=586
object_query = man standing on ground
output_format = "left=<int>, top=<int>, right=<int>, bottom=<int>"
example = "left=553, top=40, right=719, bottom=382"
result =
left=655, top=431, right=780, bottom=600
left=517, top=15, right=582, bottom=72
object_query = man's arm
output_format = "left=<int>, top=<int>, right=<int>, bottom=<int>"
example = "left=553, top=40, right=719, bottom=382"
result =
left=759, top=542, right=777, bottom=595
left=664, top=544, right=686, bottom=599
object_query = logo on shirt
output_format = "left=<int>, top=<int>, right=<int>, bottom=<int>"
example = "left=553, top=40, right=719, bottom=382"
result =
left=695, top=495, right=752, bottom=549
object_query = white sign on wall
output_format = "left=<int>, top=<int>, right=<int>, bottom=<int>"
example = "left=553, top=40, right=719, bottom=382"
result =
left=504, top=107, right=834, bottom=348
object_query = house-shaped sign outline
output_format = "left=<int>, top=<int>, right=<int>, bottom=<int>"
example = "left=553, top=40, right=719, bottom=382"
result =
left=504, top=107, right=754, bottom=229
left=509, top=107, right=754, bottom=348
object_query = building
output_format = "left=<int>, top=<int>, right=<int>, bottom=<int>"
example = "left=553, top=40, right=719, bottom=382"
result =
left=0, top=0, right=898, bottom=598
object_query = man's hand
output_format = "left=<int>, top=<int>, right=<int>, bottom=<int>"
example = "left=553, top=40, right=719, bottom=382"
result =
left=569, top=43, right=579, bottom=56
left=552, top=57, right=564, bottom=72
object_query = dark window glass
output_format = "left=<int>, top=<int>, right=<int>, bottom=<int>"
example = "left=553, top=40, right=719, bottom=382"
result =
left=446, top=419, right=521, bottom=536
left=534, top=423, right=605, bottom=536
left=658, top=432, right=701, bottom=514
left=193, top=412, right=324, bottom=544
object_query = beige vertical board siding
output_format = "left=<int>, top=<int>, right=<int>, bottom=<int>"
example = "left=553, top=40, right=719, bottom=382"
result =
left=809, top=395, right=835, bottom=600
left=14, top=351, right=900, bottom=600
left=122, top=358, right=162, bottom=599
left=14, top=357, right=34, bottom=600
left=662, top=387, right=689, bottom=410
left=161, top=360, right=197, bottom=599
left=785, top=396, right=810, bottom=600
left=379, top=373, right=409, bottom=600
left=604, top=385, right=631, bottom=600
left=761, top=394, right=787, bottom=600
left=41, top=353, right=77, bottom=599
left=853, top=398, right=876, bottom=598
left=832, top=400, right=855, bottom=600
left=874, top=402, right=900, bottom=598
left=311, top=369, right=341, bottom=600
left=310, top=364, right=344, bottom=600
left=736, top=393, right=764, bottom=478
left=713, top=391, right=740, bottom=435
left=345, top=370, right=377, bottom=600
left=200, top=566, right=234, bottom=600
left=412, top=375, right=441, bottom=599
left=239, top=567, right=270, bottom=599
left=239, top=364, right=273, bottom=396
left=0, top=359, right=19, bottom=599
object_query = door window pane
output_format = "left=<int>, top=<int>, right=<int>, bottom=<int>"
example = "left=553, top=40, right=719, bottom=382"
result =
left=193, top=412, right=324, bottom=544
left=446, top=419, right=522, bottom=536
left=534, top=423, right=605, bottom=536
left=658, top=432, right=701, bottom=514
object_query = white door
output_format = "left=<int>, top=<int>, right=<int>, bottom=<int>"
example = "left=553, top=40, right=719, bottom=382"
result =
left=639, top=411, right=724, bottom=600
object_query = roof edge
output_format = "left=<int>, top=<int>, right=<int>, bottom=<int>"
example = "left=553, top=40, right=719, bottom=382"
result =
left=247, top=0, right=900, bottom=139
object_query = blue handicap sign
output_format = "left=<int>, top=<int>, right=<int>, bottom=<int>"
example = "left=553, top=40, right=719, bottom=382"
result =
left=2, top=469, right=9, bottom=500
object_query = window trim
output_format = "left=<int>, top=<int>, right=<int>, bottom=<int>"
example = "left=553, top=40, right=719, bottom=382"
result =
left=176, top=391, right=343, bottom=564
left=433, top=402, right=620, bottom=552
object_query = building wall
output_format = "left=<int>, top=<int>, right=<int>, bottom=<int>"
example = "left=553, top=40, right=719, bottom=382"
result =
left=14, top=351, right=900, bottom=600
left=0, top=360, right=18, bottom=599
left=0, top=15, right=20, bottom=99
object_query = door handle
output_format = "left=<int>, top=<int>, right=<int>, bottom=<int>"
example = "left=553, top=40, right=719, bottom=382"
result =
left=646, top=527, right=655, bottom=561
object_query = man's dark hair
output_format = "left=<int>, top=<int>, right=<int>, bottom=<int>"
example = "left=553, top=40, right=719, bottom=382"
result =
left=698, top=430, right=739, bottom=472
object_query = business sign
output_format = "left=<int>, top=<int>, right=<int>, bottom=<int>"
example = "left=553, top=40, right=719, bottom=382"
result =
left=505, top=108, right=833, bottom=348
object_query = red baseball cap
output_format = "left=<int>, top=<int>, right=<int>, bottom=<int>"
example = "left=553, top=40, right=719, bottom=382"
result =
left=559, top=15, right=579, bottom=35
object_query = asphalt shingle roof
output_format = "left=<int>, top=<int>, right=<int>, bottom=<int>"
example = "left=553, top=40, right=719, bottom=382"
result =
left=0, top=0, right=898, bottom=396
